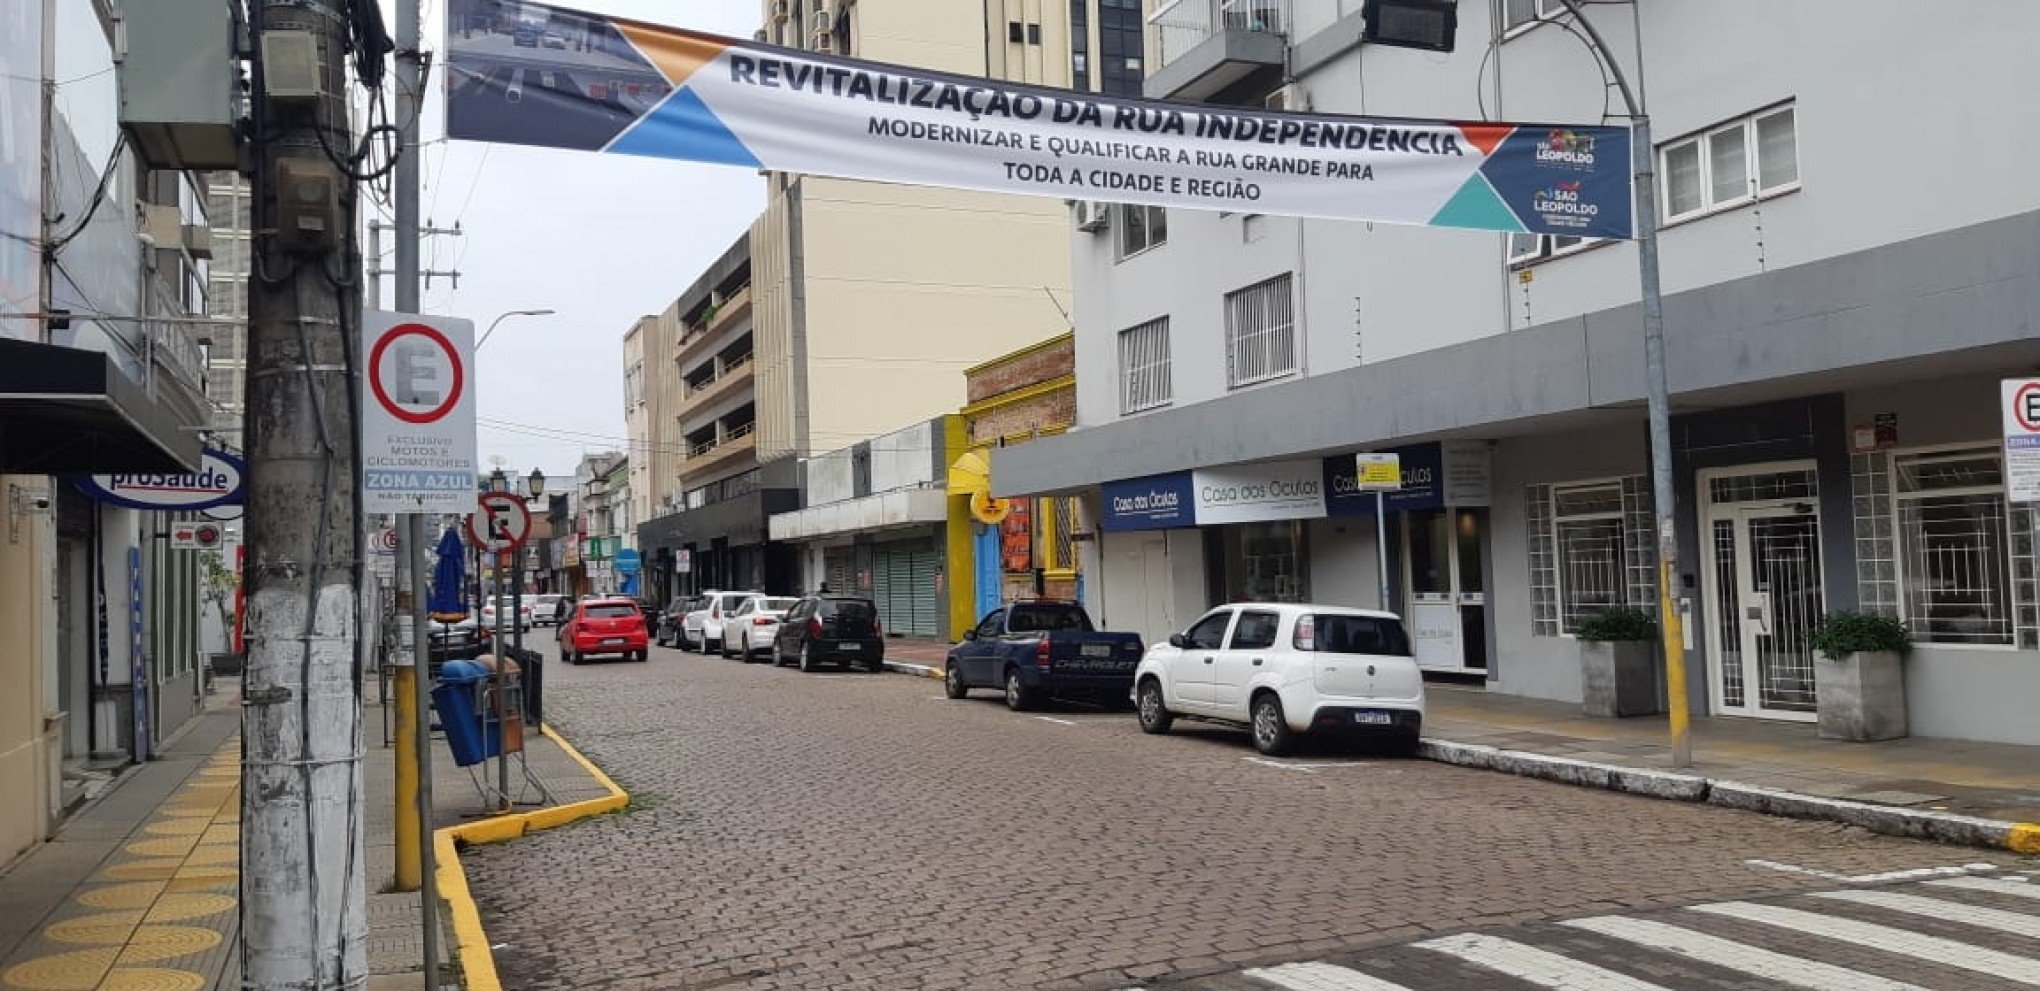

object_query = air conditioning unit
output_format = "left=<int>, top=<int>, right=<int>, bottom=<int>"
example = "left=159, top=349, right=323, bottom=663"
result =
left=771, top=0, right=790, bottom=24
left=1073, top=200, right=1110, bottom=233
left=137, top=204, right=182, bottom=247
left=813, top=11, right=833, bottom=33
left=183, top=223, right=213, bottom=259
left=811, top=32, right=835, bottom=52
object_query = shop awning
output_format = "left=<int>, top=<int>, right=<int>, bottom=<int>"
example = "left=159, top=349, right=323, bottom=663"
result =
left=770, top=488, right=948, bottom=542
left=0, top=338, right=201, bottom=474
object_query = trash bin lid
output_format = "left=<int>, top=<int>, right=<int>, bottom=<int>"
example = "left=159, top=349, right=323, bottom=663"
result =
left=439, top=659, right=488, bottom=683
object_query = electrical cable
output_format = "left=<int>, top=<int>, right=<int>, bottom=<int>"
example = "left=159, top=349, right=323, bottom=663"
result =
left=44, top=132, right=129, bottom=259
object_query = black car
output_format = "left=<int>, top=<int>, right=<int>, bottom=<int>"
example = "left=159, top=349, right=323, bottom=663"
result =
left=773, top=595, right=884, bottom=672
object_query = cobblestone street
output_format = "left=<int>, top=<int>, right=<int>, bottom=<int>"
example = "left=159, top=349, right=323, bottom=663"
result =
left=461, top=644, right=2034, bottom=990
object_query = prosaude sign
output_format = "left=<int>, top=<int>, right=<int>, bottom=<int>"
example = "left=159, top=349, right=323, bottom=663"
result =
left=73, top=447, right=246, bottom=510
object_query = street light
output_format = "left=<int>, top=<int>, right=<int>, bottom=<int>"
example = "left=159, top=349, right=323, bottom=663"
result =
left=487, top=467, right=509, bottom=493
left=477, top=308, right=556, bottom=348
left=526, top=469, right=546, bottom=499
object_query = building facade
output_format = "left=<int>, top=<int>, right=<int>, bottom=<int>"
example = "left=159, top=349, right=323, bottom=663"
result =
left=953, top=334, right=1081, bottom=632
left=993, top=0, right=2040, bottom=745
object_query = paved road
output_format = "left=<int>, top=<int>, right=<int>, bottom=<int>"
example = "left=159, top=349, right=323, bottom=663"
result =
left=463, top=642, right=2036, bottom=990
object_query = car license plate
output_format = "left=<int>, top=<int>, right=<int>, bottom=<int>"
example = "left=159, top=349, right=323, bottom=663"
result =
left=1081, top=644, right=1112, bottom=658
left=837, top=643, right=858, bottom=652
left=602, top=638, right=625, bottom=646
left=1353, top=711, right=1394, bottom=725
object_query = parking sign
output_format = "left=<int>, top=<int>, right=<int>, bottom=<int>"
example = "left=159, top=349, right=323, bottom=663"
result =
left=2003, top=379, right=2040, bottom=502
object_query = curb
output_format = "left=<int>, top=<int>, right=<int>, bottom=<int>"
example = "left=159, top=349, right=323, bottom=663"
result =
left=434, top=724, right=631, bottom=991
left=1419, top=739, right=2040, bottom=855
left=883, top=659, right=944, bottom=679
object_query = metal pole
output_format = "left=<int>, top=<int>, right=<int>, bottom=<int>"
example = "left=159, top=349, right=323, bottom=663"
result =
left=242, top=0, right=367, bottom=981
left=1561, top=0, right=1691, bottom=766
left=494, top=553, right=510, bottom=810
left=1375, top=491, right=1390, bottom=612
left=405, top=518, right=439, bottom=989
left=392, top=0, right=441, bottom=981
left=392, top=523, right=420, bottom=891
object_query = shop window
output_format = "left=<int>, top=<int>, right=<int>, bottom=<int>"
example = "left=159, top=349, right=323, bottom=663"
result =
left=1224, top=273, right=1296, bottom=388
left=1660, top=104, right=1799, bottom=224
left=1221, top=521, right=1308, bottom=604
left=1551, top=481, right=1626, bottom=634
left=1892, top=447, right=2014, bottom=646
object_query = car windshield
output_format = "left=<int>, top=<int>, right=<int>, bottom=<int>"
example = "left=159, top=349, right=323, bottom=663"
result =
left=585, top=604, right=637, bottom=619
left=1297, top=614, right=1411, bottom=656
left=1007, top=604, right=1093, bottom=633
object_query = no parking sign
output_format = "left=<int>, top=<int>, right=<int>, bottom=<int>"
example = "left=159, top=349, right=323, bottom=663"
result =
left=361, top=311, right=478, bottom=513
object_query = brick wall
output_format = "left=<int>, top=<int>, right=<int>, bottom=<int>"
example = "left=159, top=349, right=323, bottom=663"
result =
left=967, top=389, right=1075, bottom=446
left=965, top=336, right=1074, bottom=405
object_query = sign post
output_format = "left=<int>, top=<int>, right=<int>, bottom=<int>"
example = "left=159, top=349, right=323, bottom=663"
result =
left=1354, top=453, right=1404, bottom=612
left=466, top=492, right=532, bottom=811
left=360, top=310, right=475, bottom=911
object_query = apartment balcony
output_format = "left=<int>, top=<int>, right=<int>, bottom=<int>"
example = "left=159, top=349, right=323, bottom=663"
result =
left=677, top=352, right=755, bottom=419
left=674, top=285, right=752, bottom=368
left=679, top=421, right=758, bottom=484
left=1145, top=0, right=1289, bottom=104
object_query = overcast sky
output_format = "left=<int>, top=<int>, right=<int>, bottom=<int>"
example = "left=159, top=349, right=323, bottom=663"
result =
left=379, top=0, right=765, bottom=483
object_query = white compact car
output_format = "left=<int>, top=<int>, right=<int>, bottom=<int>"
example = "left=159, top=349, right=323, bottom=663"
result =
left=1132, top=603, right=1425, bottom=756
left=723, top=596, right=801, bottom=661
left=478, top=598, right=531, bottom=632
left=687, top=590, right=758, bottom=654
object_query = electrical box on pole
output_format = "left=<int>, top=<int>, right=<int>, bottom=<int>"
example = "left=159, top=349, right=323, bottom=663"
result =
left=114, top=0, right=242, bottom=169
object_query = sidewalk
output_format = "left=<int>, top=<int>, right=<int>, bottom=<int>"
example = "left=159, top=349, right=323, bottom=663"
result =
left=0, top=670, right=617, bottom=991
left=1424, top=682, right=2040, bottom=839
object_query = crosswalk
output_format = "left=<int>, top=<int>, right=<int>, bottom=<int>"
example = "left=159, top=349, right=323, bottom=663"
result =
left=1117, top=872, right=2040, bottom=991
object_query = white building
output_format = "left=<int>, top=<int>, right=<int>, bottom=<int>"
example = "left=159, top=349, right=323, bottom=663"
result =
left=994, top=0, right=2040, bottom=744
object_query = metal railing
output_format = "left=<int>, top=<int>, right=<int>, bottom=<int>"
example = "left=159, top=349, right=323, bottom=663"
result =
left=1148, top=0, right=1291, bottom=71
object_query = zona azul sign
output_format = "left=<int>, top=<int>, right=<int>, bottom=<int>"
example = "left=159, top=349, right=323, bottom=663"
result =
left=73, top=447, right=246, bottom=511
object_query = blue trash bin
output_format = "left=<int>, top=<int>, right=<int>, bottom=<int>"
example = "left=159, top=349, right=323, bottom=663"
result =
left=432, top=660, right=496, bottom=767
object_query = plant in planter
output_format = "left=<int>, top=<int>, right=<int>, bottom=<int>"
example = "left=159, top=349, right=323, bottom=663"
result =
left=1575, top=607, right=1662, bottom=718
left=1809, top=612, right=1912, bottom=741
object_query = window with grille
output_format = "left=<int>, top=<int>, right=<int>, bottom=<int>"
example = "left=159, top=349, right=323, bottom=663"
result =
left=1894, top=448, right=2013, bottom=646
left=1552, top=481, right=1626, bottom=634
left=1224, top=274, right=1296, bottom=388
left=1117, top=317, right=1171, bottom=414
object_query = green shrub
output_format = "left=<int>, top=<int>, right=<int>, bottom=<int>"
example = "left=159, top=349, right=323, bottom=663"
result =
left=1575, top=606, right=1657, bottom=643
left=1810, top=612, right=1912, bottom=660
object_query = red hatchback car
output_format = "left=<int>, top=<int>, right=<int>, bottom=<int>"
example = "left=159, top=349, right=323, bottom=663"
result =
left=557, top=597, right=650, bottom=664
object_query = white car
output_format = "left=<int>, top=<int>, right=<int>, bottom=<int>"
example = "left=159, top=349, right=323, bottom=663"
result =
left=686, top=591, right=757, bottom=654
left=1132, top=603, right=1425, bottom=756
left=723, top=596, right=801, bottom=661
left=529, top=594, right=567, bottom=627
left=478, top=598, right=531, bottom=632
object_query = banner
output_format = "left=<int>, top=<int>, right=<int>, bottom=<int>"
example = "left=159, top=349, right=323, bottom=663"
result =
left=444, top=0, right=1636, bottom=238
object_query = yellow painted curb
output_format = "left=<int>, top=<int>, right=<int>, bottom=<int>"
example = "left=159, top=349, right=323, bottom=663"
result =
left=2008, top=822, right=2040, bottom=855
left=432, top=724, right=629, bottom=991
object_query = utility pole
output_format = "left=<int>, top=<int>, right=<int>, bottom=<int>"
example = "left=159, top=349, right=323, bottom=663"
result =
left=1559, top=1, right=1691, bottom=767
left=391, top=0, right=443, bottom=986
left=242, top=0, right=367, bottom=985
left=366, top=218, right=462, bottom=309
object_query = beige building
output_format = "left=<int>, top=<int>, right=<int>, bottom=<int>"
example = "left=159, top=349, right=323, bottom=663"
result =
left=622, top=316, right=654, bottom=530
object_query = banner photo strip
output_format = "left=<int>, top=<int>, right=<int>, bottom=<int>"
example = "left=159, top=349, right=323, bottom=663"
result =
left=444, top=0, right=1635, bottom=238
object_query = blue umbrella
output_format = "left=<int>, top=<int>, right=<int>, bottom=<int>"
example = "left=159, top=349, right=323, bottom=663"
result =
left=429, top=527, right=470, bottom=622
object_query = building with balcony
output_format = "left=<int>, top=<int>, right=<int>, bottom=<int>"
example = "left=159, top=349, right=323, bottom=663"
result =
left=995, top=0, right=2040, bottom=746
left=2, top=0, right=219, bottom=862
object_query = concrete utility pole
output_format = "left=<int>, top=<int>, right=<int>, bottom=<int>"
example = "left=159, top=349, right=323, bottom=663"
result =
left=1558, top=0, right=1692, bottom=767
left=242, top=0, right=368, bottom=984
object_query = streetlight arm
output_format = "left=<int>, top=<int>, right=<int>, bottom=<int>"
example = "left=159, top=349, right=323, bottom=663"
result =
left=477, top=308, right=556, bottom=348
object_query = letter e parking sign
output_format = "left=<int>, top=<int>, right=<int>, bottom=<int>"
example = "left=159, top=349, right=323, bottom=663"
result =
left=2003, top=379, right=2040, bottom=503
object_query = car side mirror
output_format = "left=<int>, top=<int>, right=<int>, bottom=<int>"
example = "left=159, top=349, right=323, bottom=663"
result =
left=962, top=629, right=978, bottom=641
left=1167, top=633, right=1189, bottom=649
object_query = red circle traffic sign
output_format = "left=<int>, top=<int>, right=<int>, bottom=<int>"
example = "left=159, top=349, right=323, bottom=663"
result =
left=368, top=323, right=465, bottom=425
left=2016, top=382, right=2040, bottom=433
left=465, top=492, right=532, bottom=553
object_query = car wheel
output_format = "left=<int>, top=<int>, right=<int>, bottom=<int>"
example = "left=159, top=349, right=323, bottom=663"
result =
left=943, top=662, right=968, bottom=699
left=1251, top=693, right=1294, bottom=757
left=865, top=656, right=884, bottom=673
left=798, top=643, right=816, bottom=672
left=1388, top=729, right=1421, bottom=758
left=633, top=650, right=648, bottom=663
left=1136, top=678, right=1172, bottom=734
left=1003, top=668, right=1036, bottom=712
left=561, top=648, right=577, bottom=666
left=704, top=636, right=721, bottom=656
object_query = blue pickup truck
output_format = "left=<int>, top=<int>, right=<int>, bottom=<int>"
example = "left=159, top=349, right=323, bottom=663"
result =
left=944, top=601, right=1145, bottom=711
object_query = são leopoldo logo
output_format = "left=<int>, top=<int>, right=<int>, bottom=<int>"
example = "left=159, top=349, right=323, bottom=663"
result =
left=1537, top=129, right=1597, bottom=168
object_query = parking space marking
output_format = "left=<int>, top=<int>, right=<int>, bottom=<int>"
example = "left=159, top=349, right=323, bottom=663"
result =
left=1035, top=716, right=1078, bottom=726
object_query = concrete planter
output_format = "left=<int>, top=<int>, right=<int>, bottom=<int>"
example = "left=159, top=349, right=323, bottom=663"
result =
left=1579, top=640, right=1662, bottom=717
left=1815, top=650, right=1908, bottom=741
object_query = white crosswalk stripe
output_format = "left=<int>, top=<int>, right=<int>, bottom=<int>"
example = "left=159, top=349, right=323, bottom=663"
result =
left=1242, top=961, right=1415, bottom=991
left=1414, top=932, right=1674, bottom=990
left=1561, top=914, right=1931, bottom=991
left=1813, top=888, right=2040, bottom=939
left=1691, top=900, right=2040, bottom=984
left=1929, top=875, right=2040, bottom=901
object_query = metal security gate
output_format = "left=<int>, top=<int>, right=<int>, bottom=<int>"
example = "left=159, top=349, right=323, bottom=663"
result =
left=1700, top=465, right=1824, bottom=721
left=871, top=541, right=940, bottom=637
left=824, top=547, right=855, bottom=594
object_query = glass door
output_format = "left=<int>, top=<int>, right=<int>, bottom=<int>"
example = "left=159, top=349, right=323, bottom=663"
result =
left=1404, top=508, right=1488, bottom=672
left=1700, top=467, right=1823, bottom=720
